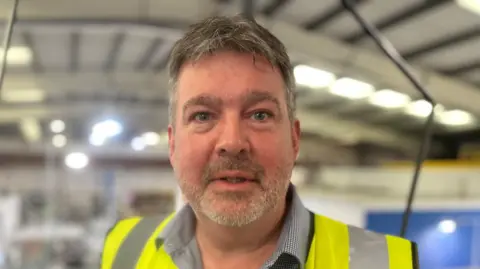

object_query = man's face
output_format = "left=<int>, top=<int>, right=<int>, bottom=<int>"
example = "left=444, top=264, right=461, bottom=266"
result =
left=168, top=51, right=300, bottom=227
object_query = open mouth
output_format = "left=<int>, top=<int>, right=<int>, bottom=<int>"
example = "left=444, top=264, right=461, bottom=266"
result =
left=217, top=177, right=249, bottom=183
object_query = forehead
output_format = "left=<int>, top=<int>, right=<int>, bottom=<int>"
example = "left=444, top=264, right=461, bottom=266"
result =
left=175, top=52, right=286, bottom=103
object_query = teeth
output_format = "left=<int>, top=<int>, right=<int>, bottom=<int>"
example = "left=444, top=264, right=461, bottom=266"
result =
left=222, top=177, right=246, bottom=183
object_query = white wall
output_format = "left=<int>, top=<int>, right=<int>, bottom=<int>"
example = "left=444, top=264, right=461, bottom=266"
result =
left=315, top=166, right=480, bottom=200
left=299, top=194, right=366, bottom=228
left=0, top=195, right=21, bottom=251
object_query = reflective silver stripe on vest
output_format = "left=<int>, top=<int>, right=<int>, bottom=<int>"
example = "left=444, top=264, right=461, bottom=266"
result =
left=348, top=225, right=390, bottom=269
left=112, top=216, right=164, bottom=269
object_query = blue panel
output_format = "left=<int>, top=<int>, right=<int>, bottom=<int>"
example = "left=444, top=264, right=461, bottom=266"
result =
left=366, top=210, right=480, bottom=269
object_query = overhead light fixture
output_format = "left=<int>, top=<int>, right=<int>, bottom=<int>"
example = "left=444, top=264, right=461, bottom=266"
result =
left=405, top=100, right=444, bottom=118
left=142, top=132, right=160, bottom=146
left=50, top=120, right=65, bottom=133
left=52, top=134, right=67, bottom=148
left=89, top=133, right=106, bottom=147
left=92, top=119, right=122, bottom=138
left=0, top=46, right=32, bottom=65
left=456, top=0, right=480, bottom=15
left=89, top=119, right=123, bottom=146
left=131, top=137, right=146, bottom=151
left=438, top=109, right=475, bottom=126
left=19, top=118, right=41, bottom=143
left=438, top=219, right=456, bottom=234
left=329, top=77, right=375, bottom=99
left=294, top=65, right=336, bottom=89
left=369, top=89, right=411, bottom=109
left=65, top=152, right=89, bottom=170
left=1, top=88, right=45, bottom=103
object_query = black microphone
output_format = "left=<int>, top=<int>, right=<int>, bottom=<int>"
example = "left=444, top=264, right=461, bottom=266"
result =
left=341, top=0, right=437, bottom=237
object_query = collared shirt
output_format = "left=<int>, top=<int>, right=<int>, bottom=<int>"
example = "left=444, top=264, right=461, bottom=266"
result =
left=157, top=184, right=312, bottom=269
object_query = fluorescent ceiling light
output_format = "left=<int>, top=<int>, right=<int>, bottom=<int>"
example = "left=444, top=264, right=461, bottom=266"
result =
left=405, top=100, right=444, bottom=118
left=19, top=118, right=41, bottom=143
left=52, top=134, right=67, bottom=148
left=0, top=46, right=32, bottom=65
left=89, top=132, right=105, bottom=146
left=65, top=152, right=89, bottom=170
left=142, top=132, right=160, bottom=146
left=369, top=89, right=411, bottom=108
left=1, top=88, right=45, bottom=103
left=329, top=77, right=375, bottom=99
left=89, top=119, right=123, bottom=146
left=50, top=120, right=65, bottom=133
left=438, top=109, right=475, bottom=126
left=456, top=0, right=480, bottom=15
left=92, top=119, right=122, bottom=138
left=294, top=65, right=336, bottom=89
left=141, top=132, right=169, bottom=146
left=131, top=137, right=146, bottom=151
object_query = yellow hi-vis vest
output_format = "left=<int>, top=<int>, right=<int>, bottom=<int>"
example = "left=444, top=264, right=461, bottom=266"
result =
left=101, top=213, right=419, bottom=269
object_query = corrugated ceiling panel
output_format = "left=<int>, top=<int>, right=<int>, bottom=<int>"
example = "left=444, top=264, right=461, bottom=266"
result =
left=78, top=29, right=116, bottom=70
left=148, top=0, right=211, bottom=22
left=461, top=68, right=480, bottom=84
left=116, top=33, right=156, bottom=70
left=321, top=0, right=419, bottom=38
left=274, top=0, right=337, bottom=25
left=147, top=41, right=174, bottom=69
left=415, top=36, right=480, bottom=69
left=31, top=29, right=70, bottom=71
left=359, top=2, right=480, bottom=52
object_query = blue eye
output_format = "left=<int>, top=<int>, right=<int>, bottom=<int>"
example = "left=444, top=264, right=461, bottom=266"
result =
left=251, top=111, right=271, bottom=121
left=193, top=112, right=211, bottom=122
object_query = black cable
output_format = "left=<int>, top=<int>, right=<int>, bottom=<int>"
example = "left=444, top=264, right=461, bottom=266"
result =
left=0, top=0, right=20, bottom=93
left=341, top=0, right=437, bottom=237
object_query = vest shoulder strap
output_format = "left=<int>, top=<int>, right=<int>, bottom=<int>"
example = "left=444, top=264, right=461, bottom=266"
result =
left=102, top=214, right=175, bottom=269
left=311, top=213, right=418, bottom=269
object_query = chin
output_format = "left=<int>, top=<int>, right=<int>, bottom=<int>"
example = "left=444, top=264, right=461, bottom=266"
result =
left=206, top=209, right=263, bottom=227
left=201, top=199, right=267, bottom=227
left=207, top=198, right=252, bottom=214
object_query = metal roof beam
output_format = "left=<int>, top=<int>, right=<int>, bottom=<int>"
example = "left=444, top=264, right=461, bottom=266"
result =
left=261, top=0, right=291, bottom=17
left=303, top=0, right=367, bottom=30
left=403, top=27, right=480, bottom=60
left=441, top=61, right=480, bottom=76
left=344, top=0, right=451, bottom=43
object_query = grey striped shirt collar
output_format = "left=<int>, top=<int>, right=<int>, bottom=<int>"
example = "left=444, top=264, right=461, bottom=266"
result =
left=158, top=184, right=312, bottom=268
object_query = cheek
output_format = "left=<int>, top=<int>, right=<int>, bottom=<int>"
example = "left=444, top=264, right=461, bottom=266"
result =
left=174, top=134, right=210, bottom=181
left=252, top=132, right=295, bottom=172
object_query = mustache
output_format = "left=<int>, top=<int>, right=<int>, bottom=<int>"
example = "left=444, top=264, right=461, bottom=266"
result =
left=203, top=156, right=265, bottom=183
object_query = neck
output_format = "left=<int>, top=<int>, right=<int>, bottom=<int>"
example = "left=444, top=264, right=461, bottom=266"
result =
left=195, top=200, right=286, bottom=257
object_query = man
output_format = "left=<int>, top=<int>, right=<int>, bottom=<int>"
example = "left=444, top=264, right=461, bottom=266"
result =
left=101, top=15, right=418, bottom=269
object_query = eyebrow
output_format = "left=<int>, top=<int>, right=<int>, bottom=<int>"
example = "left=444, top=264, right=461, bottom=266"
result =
left=243, top=90, right=281, bottom=113
left=182, top=95, right=223, bottom=114
left=182, top=90, right=282, bottom=115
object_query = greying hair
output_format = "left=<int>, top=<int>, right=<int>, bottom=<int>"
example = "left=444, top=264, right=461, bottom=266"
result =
left=167, top=15, right=296, bottom=125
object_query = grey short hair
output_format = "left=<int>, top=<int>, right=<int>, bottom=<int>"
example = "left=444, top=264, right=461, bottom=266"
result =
left=167, top=15, right=296, bottom=125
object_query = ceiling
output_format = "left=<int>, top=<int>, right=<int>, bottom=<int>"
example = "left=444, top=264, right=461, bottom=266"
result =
left=0, top=0, right=478, bottom=161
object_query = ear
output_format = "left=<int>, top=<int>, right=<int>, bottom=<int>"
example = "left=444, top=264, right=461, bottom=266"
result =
left=291, top=119, right=301, bottom=160
left=168, top=124, right=175, bottom=166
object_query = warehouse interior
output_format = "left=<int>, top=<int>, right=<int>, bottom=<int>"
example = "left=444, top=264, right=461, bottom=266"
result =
left=0, top=0, right=479, bottom=268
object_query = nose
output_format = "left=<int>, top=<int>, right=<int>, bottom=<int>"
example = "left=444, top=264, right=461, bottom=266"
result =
left=215, top=116, right=250, bottom=157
